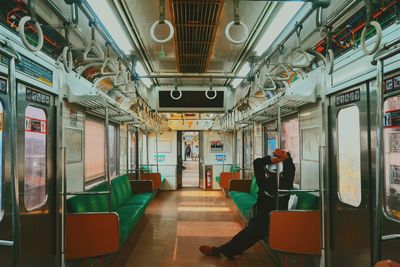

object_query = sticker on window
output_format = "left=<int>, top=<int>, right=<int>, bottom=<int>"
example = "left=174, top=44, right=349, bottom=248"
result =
left=25, top=117, right=47, bottom=134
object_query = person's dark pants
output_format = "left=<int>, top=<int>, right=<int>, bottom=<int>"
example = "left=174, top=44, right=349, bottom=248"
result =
left=216, top=157, right=271, bottom=257
left=216, top=211, right=269, bottom=257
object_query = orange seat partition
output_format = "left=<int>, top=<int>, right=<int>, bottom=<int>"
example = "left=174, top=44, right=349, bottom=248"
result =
left=65, top=213, right=120, bottom=260
left=269, top=211, right=321, bottom=255
left=375, top=260, right=400, bottom=267
left=220, top=172, right=240, bottom=190
left=140, top=173, right=161, bottom=190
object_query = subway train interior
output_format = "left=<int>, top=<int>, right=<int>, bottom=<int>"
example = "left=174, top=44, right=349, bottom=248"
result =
left=0, top=0, right=400, bottom=266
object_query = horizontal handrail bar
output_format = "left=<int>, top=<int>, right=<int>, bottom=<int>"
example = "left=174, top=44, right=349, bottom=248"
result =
left=237, top=168, right=254, bottom=171
left=138, top=164, right=158, bottom=166
left=382, top=234, right=400, bottom=241
left=0, top=240, right=14, bottom=247
left=278, top=189, right=320, bottom=193
left=65, top=191, right=110, bottom=196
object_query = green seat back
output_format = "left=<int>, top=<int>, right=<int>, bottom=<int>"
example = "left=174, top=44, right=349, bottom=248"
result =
left=67, top=181, right=114, bottom=213
left=249, top=177, right=259, bottom=199
left=112, top=175, right=132, bottom=206
left=295, top=191, right=320, bottom=210
left=230, top=165, right=240, bottom=172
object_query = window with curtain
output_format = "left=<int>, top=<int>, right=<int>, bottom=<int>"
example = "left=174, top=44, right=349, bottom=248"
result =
left=85, top=118, right=105, bottom=182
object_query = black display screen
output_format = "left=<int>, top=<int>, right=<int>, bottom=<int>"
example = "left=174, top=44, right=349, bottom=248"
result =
left=158, top=90, right=224, bottom=108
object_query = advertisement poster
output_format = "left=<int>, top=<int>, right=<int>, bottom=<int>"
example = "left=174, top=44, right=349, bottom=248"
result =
left=210, top=140, right=223, bottom=152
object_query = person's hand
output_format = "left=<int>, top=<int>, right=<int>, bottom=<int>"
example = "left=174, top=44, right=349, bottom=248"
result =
left=271, top=149, right=288, bottom=163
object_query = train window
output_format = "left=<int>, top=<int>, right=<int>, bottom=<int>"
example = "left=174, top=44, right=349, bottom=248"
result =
left=108, top=125, right=117, bottom=177
left=24, top=106, right=48, bottom=211
left=0, top=103, right=3, bottom=220
left=281, top=117, right=300, bottom=185
left=129, top=129, right=137, bottom=169
left=383, top=96, right=400, bottom=221
left=337, top=106, right=362, bottom=207
left=85, top=118, right=105, bottom=183
left=263, top=124, right=277, bottom=157
left=120, top=125, right=127, bottom=174
left=243, top=126, right=254, bottom=180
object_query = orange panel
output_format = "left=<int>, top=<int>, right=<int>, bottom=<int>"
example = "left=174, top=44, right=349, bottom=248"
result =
left=140, top=173, right=161, bottom=190
left=219, top=172, right=240, bottom=190
left=269, top=211, right=321, bottom=255
left=65, top=213, right=120, bottom=260
left=375, top=260, right=400, bottom=267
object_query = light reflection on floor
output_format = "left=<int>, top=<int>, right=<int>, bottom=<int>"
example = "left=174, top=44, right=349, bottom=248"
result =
left=123, top=190, right=277, bottom=267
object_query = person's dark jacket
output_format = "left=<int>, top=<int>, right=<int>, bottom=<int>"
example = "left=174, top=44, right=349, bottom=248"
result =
left=253, top=154, right=295, bottom=214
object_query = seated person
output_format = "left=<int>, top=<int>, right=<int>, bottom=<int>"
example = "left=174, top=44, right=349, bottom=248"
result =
left=199, top=149, right=295, bottom=259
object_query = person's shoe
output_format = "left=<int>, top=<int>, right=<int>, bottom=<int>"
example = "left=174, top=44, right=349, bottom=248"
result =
left=199, top=246, right=220, bottom=257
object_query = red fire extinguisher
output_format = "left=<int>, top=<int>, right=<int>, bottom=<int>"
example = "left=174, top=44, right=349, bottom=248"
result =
left=206, top=169, right=212, bottom=189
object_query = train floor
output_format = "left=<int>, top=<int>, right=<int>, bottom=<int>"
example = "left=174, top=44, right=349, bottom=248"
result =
left=182, top=160, right=200, bottom=188
left=122, top=190, right=277, bottom=267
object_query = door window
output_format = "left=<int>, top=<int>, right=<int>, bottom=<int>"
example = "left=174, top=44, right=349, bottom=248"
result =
left=337, top=106, right=362, bottom=207
left=24, top=106, right=47, bottom=211
left=383, top=95, right=400, bottom=221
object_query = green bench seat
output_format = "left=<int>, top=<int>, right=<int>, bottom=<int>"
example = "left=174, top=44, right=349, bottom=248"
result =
left=228, top=176, right=319, bottom=220
left=67, top=174, right=153, bottom=244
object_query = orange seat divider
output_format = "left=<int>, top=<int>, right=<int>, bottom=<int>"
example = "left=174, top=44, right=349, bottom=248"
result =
left=65, top=213, right=120, bottom=260
left=140, top=173, right=161, bottom=190
left=269, top=211, right=321, bottom=255
left=375, top=260, right=400, bottom=267
left=220, top=172, right=240, bottom=190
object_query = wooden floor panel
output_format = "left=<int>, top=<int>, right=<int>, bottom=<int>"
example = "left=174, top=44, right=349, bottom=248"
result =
left=123, top=190, right=277, bottom=267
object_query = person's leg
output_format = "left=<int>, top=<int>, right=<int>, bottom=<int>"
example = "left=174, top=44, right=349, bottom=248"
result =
left=215, top=213, right=269, bottom=258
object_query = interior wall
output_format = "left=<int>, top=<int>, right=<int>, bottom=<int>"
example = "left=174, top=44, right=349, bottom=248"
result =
left=147, top=131, right=178, bottom=190
left=63, top=102, right=85, bottom=193
left=119, top=124, right=128, bottom=174
left=299, top=103, right=322, bottom=190
left=202, top=131, right=234, bottom=189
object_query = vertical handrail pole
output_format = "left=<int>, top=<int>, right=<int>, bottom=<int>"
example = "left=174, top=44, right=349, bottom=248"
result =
left=222, top=131, right=226, bottom=172
left=276, top=106, right=282, bottom=210
left=146, top=128, right=150, bottom=172
left=8, top=54, right=20, bottom=267
left=155, top=130, right=159, bottom=173
left=104, top=105, right=112, bottom=211
left=373, top=58, right=384, bottom=263
left=233, top=127, right=237, bottom=171
left=62, top=147, right=67, bottom=256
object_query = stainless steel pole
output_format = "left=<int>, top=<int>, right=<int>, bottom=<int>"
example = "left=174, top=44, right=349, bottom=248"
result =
left=146, top=128, right=150, bottom=171
left=104, top=105, right=112, bottom=211
left=276, top=106, right=282, bottom=210
left=9, top=55, right=21, bottom=267
left=155, top=130, right=159, bottom=173
left=373, top=58, right=384, bottom=263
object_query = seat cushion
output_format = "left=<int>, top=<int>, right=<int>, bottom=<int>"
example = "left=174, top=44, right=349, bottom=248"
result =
left=115, top=205, right=145, bottom=243
left=229, top=191, right=257, bottom=218
left=112, top=175, right=132, bottom=206
left=122, top=193, right=153, bottom=207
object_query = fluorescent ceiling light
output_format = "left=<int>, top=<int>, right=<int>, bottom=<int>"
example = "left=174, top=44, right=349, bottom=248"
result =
left=254, top=2, right=304, bottom=56
left=231, top=62, right=250, bottom=89
left=136, top=62, right=153, bottom=88
left=86, top=0, right=134, bottom=55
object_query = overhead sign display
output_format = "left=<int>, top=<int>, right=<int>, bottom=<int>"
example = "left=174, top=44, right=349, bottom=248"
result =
left=335, top=88, right=360, bottom=107
left=1, top=54, right=53, bottom=87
